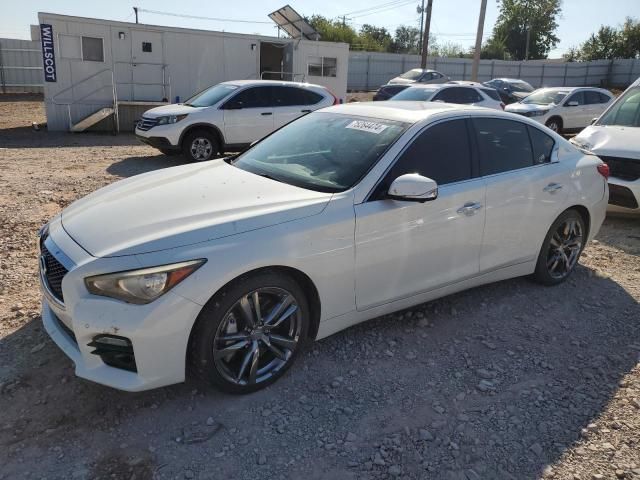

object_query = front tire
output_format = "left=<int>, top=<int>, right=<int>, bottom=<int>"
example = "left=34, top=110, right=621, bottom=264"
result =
left=189, top=271, right=310, bottom=394
left=545, top=117, right=562, bottom=134
left=183, top=130, right=219, bottom=162
left=532, top=209, right=586, bottom=285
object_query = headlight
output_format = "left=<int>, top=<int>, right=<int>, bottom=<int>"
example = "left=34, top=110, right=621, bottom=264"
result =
left=529, top=110, right=548, bottom=117
left=156, top=114, right=188, bottom=125
left=85, top=259, right=206, bottom=304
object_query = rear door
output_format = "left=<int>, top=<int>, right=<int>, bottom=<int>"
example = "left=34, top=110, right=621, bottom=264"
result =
left=584, top=90, right=611, bottom=124
left=221, top=86, right=275, bottom=145
left=272, top=86, right=326, bottom=129
left=562, top=91, right=588, bottom=129
left=472, top=117, right=568, bottom=270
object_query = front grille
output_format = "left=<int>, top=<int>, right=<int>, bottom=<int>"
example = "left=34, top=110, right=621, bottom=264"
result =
left=600, top=156, right=640, bottom=182
left=41, top=242, right=68, bottom=302
left=136, top=116, right=158, bottom=131
left=609, top=184, right=639, bottom=209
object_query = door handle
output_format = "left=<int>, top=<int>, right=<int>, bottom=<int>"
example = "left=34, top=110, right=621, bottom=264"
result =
left=543, top=182, right=563, bottom=194
left=457, top=202, right=483, bottom=216
left=261, top=112, right=273, bottom=116
left=301, top=109, right=312, bottom=113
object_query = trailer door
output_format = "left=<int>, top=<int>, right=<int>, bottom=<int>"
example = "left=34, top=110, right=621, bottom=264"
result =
left=130, top=30, right=166, bottom=101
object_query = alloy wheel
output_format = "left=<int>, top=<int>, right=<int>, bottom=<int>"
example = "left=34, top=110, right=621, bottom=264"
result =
left=190, top=137, right=213, bottom=160
left=547, top=121, right=559, bottom=132
left=212, top=287, right=302, bottom=386
left=546, top=218, right=583, bottom=279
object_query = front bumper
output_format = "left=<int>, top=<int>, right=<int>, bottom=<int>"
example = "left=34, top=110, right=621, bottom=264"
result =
left=134, top=123, right=181, bottom=148
left=39, top=219, right=204, bottom=392
left=607, top=176, right=640, bottom=214
left=135, top=133, right=180, bottom=151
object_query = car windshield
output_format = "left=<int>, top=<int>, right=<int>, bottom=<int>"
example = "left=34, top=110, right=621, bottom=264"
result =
left=184, top=84, right=239, bottom=107
left=230, top=113, right=408, bottom=193
left=399, top=69, right=424, bottom=80
left=596, top=87, right=640, bottom=127
left=509, top=81, right=534, bottom=93
left=390, top=88, right=438, bottom=101
left=522, top=89, right=568, bottom=105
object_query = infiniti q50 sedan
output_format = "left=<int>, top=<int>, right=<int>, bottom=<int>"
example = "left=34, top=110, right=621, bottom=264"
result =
left=39, top=102, right=608, bottom=393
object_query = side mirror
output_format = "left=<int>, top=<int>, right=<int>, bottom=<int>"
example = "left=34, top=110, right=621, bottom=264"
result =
left=566, top=101, right=579, bottom=107
left=387, top=173, right=438, bottom=202
left=590, top=117, right=598, bottom=125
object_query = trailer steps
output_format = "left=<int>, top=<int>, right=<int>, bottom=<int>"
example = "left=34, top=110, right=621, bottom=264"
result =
left=70, top=107, right=114, bottom=132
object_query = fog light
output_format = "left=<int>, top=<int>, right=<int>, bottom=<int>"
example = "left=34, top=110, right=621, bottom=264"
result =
left=88, top=334, right=137, bottom=372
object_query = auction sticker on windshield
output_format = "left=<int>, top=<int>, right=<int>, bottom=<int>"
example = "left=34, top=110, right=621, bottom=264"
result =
left=346, top=120, right=389, bottom=134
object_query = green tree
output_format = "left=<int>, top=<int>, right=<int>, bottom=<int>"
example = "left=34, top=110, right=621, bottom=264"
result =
left=390, top=25, right=421, bottom=54
left=306, top=15, right=358, bottom=45
left=481, top=34, right=511, bottom=59
left=566, top=17, right=640, bottom=61
left=618, top=17, right=640, bottom=59
left=490, top=0, right=561, bottom=60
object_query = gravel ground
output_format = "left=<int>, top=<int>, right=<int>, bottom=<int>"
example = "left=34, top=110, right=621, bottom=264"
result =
left=1, top=94, right=639, bottom=480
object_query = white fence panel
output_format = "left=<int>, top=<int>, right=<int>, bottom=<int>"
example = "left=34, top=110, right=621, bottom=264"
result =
left=0, top=38, right=43, bottom=93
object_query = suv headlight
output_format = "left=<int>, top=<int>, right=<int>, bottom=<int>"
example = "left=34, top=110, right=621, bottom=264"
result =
left=85, top=260, right=206, bottom=304
left=156, top=114, right=188, bottom=125
left=529, top=110, right=548, bottom=117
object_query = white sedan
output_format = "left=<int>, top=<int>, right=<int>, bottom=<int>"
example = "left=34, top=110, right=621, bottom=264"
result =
left=505, top=87, right=613, bottom=133
left=389, top=82, right=504, bottom=110
left=39, top=102, right=608, bottom=393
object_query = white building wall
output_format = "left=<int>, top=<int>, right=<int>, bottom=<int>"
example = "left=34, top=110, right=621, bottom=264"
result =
left=38, top=12, right=349, bottom=131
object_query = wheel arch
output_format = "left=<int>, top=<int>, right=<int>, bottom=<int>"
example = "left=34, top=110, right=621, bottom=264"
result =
left=179, top=123, right=225, bottom=152
left=565, top=204, right=591, bottom=240
left=546, top=115, right=563, bottom=130
left=186, top=265, right=322, bottom=361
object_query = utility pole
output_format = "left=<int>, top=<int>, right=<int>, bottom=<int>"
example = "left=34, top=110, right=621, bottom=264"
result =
left=418, top=0, right=425, bottom=55
left=341, top=16, right=347, bottom=27
left=525, top=28, right=530, bottom=60
left=420, top=0, right=432, bottom=69
left=471, top=0, right=487, bottom=81
left=133, top=7, right=139, bottom=24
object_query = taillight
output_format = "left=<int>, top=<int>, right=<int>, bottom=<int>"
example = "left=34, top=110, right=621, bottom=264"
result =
left=326, top=89, right=340, bottom=105
left=597, top=163, right=609, bottom=179
left=500, top=102, right=505, bottom=110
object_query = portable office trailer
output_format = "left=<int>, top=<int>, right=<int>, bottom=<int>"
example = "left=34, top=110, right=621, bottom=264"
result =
left=36, top=12, right=349, bottom=132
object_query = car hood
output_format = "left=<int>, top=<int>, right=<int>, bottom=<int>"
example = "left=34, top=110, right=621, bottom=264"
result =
left=61, top=161, right=332, bottom=257
left=574, top=125, right=640, bottom=160
left=511, top=91, right=531, bottom=100
left=387, top=77, right=416, bottom=85
left=142, top=104, right=204, bottom=118
left=505, top=103, right=551, bottom=113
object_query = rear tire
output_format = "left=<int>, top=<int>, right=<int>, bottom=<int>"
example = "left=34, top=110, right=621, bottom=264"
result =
left=182, top=129, right=219, bottom=162
left=189, top=271, right=310, bottom=394
left=545, top=117, right=563, bottom=134
left=532, top=209, right=586, bottom=286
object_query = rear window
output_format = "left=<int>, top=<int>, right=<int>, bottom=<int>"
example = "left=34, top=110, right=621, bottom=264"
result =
left=399, top=69, right=424, bottom=80
left=391, top=88, right=437, bottom=101
left=481, top=88, right=501, bottom=101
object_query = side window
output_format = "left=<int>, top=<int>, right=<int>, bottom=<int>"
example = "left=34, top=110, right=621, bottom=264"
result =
left=584, top=91, right=602, bottom=105
left=461, top=87, right=483, bottom=103
left=481, top=88, right=502, bottom=102
left=224, top=87, right=272, bottom=109
left=528, top=126, right=555, bottom=165
left=432, top=88, right=457, bottom=103
left=599, top=92, right=612, bottom=103
left=565, top=91, right=585, bottom=106
left=302, top=89, right=323, bottom=105
left=372, top=119, right=473, bottom=200
left=81, top=36, right=104, bottom=62
left=272, top=87, right=324, bottom=106
left=472, top=118, right=534, bottom=175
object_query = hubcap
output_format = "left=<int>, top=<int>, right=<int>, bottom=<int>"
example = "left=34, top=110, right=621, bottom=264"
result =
left=190, top=137, right=213, bottom=160
left=213, top=287, right=302, bottom=386
left=546, top=218, right=583, bottom=279
left=548, top=122, right=559, bottom=132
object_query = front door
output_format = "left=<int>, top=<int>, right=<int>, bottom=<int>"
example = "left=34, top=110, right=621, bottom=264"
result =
left=130, top=30, right=165, bottom=101
left=470, top=117, right=568, bottom=270
left=354, top=119, right=486, bottom=310
left=561, top=91, right=588, bottom=130
left=222, top=86, right=275, bottom=145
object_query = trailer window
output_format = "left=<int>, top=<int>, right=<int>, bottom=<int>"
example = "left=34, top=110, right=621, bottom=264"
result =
left=82, top=37, right=104, bottom=62
left=308, top=57, right=337, bottom=78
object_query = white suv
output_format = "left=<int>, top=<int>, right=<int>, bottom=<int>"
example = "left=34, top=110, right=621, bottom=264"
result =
left=505, top=87, right=613, bottom=133
left=388, top=82, right=504, bottom=110
left=135, top=80, right=337, bottom=161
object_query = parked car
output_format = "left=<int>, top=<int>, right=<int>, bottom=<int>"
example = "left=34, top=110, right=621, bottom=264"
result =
left=135, top=80, right=338, bottom=161
left=505, top=87, right=614, bottom=133
left=387, top=68, right=450, bottom=85
left=373, top=84, right=410, bottom=101
left=484, top=78, right=534, bottom=104
left=388, top=83, right=504, bottom=110
left=571, top=77, right=640, bottom=215
left=39, top=102, right=608, bottom=393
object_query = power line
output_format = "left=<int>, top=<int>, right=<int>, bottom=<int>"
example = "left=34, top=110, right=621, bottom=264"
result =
left=349, top=0, right=417, bottom=19
left=342, top=0, right=415, bottom=17
left=136, top=8, right=273, bottom=25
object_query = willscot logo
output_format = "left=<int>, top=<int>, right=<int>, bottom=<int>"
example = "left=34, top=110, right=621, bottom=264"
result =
left=40, top=24, right=56, bottom=82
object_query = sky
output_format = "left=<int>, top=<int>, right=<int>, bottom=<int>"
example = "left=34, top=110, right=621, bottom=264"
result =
left=1, top=0, right=638, bottom=58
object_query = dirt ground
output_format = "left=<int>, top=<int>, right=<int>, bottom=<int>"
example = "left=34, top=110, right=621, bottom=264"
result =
left=0, top=94, right=639, bottom=480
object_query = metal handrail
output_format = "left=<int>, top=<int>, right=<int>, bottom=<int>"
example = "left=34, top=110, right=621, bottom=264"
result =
left=50, top=68, right=118, bottom=132
left=113, top=61, right=172, bottom=101
left=260, top=70, right=306, bottom=82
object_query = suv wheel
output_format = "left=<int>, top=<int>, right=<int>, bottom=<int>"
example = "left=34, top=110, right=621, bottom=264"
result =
left=545, top=117, right=562, bottom=134
left=183, top=130, right=219, bottom=162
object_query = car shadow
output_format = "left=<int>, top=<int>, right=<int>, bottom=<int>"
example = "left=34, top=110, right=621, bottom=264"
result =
left=1, top=263, right=638, bottom=479
left=106, top=154, right=187, bottom=178
left=594, top=216, right=640, bottom=256
left=0, top=127, right=144, bottom=149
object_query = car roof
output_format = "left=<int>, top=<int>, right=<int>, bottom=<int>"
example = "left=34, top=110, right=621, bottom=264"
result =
left=532, top=86, right=611, bottom=94
left=219, top=79, right=326, bottom=89
left=403, top=83, right=481, bottom=91
left=321, top=101, right=478, bottom=123
left=492, top=78, right=530, bottom=83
